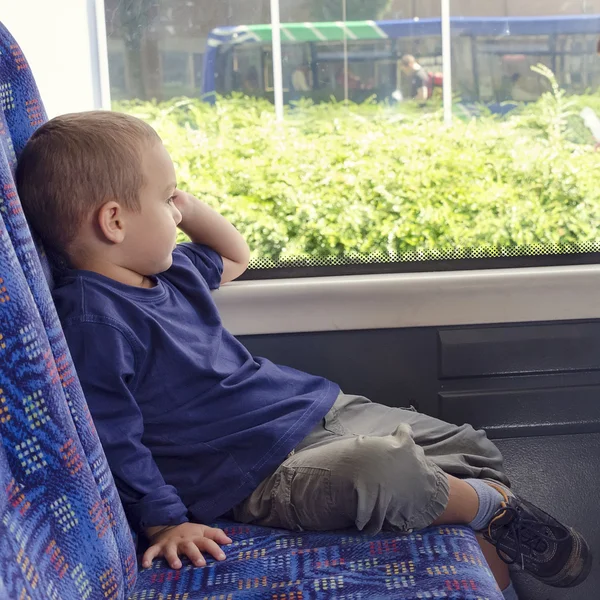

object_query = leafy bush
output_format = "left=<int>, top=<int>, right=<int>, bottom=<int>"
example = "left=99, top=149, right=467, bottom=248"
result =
left=115, top=82, right=600, bottom=265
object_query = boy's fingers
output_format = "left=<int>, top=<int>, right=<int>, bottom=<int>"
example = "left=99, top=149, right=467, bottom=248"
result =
left=206, top=528, right=233, bottom=545
left=197, top=538, right=227, bottom=561
left=141, top=545, right=160, bottom=569
left=182, top=541, right=206, bottom=567
left=164, top=544, right=182, bottom=570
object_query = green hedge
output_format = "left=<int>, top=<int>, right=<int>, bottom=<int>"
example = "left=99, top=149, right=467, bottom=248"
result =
left=116, top=81, right=600, bottom=265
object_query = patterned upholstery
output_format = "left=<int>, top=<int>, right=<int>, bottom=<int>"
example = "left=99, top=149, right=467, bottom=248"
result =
left=133, top=524, right=505, bottom=599
left=0, top=21, right=137, bottom=600
left=0, top=20, right=503, bottom=599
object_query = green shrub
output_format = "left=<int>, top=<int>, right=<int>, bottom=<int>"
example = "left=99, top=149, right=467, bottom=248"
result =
left=115, top=84, right=600, bottom=265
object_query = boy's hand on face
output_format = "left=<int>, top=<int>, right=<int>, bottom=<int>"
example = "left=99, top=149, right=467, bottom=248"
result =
left=172, top=191, right=194, bottom=222
left=170, top=192, right=250, bottom=283
left=142, top=523, right=233, bottom=570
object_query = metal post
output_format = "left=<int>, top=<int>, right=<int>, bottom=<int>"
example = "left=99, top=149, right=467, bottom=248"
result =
left=441, top=0, right=452, bottom=125
left=92, top=0, right=111, bottom=110
left=270, top=0, right=284, bottom=121
left=343, top=0, right=349, bottom=103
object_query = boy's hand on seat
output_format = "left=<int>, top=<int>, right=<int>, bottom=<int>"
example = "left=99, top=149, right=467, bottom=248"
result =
left=142, top=523, right=233, bottom=570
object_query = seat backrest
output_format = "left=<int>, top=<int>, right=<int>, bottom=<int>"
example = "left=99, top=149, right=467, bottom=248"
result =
left=0, top=21, right=137, bottom=600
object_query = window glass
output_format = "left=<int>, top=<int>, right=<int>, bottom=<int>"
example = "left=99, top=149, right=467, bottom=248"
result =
left=161, top=51, right=189, bottom=89
left=106, top=1, right=600, bottom=276
left=108, top=49, right=127, bottom=99
left=233, top=46, right=263, bottom=96
left=447, top=0, right=600, bottom=267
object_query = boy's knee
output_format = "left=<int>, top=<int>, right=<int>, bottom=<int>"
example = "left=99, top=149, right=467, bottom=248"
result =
left=330, top=430, right=443, bottom=533
left=466, top=425, right=505, bottom=463
left=443, top=424, right=508, bottom=485
left=451, top=423, right=502, bottom=458
left=334, top=427, right=432, bottom=490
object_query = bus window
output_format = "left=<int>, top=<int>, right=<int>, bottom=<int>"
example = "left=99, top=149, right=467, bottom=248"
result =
left=450, top=37, right=477, bottom=101
left=103, top=2, right=600, bottom=278
left=452, top=4, right=600, bottom=108
left=263, top=49, right=290, bottom=94
left=474, top=36, right=552, bottom=102
left=557, top=34, right=600, bottom=92
left=233, top=46, right=263, bottom=95
left=261, top=44, right=313, bottom=101
left=214, top=47, right=234, bottom=95
left=314, top=40, right=396, bottom=102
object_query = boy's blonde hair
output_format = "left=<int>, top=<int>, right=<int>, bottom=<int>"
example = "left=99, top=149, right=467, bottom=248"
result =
left=16, top=111, right=161, bottom=259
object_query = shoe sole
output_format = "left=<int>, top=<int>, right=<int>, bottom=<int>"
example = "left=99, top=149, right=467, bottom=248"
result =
left=536, top=528, right=593, bottom=588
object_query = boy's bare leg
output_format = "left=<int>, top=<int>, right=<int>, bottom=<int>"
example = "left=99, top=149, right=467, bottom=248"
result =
left=477, top=534, right=512, bottom=591
left=432, top=475, right=511, bottom=591
left=432, top=474, right=479, bottom=525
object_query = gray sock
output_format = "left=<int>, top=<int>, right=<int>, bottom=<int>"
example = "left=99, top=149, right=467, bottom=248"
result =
left=464, top=478, right=504, bottom=531
left=502, top=582, right=519, bottom=600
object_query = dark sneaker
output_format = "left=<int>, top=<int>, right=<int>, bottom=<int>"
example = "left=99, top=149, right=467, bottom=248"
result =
left=483, top=481, right=592, bottom=588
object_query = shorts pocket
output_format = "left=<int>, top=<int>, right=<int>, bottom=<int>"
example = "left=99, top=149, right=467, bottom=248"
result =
left=277, top=465, right=338, bottom=531
left=322, top=408, right=349, bottom=436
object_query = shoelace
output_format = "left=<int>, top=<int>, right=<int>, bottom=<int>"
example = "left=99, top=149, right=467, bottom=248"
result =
left=490, top=504, right=570, bottom=570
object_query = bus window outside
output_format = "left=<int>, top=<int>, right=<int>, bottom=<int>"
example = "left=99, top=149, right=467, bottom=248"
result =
left=105, top=0, right=600, bottom=276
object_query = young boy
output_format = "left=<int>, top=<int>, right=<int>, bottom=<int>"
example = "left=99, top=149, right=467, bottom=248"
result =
left=17, top=112, right=591, bottom=599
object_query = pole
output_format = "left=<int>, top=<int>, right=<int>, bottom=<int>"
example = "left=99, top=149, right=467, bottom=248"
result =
left=441, top=0, right=452, bottom=125
left=343, top=0, right=349, bottom=103
left=93, top=0, right=111, bottom=110
left=270, top=0, right=284, bottom=121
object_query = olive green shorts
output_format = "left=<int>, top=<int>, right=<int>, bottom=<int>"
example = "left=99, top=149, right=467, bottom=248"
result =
left=233, top=393, right=508, bottom=534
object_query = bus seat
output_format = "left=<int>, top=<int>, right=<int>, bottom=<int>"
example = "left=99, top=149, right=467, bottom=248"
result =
left=0, top=20, right=502, bottom=600
left=0, top=20, right=138, bottom=600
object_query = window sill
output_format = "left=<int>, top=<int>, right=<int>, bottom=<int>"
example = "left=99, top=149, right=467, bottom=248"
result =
left=214, top=264, right=600, bottom=336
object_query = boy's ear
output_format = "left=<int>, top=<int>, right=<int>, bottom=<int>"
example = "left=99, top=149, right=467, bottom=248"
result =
left=97, top=201, right=126, bottom=244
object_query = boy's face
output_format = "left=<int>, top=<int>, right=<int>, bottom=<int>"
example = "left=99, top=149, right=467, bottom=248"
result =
left=122, top=142, right=182, bottom=275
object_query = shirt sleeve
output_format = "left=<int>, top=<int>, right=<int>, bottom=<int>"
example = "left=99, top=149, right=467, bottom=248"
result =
left=63, top=318, right=189, bottom=532
left=176, top=243, right=224, bottom=290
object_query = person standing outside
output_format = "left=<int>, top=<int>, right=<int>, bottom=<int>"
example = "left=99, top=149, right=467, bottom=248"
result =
left=400, top=54, right=431, bottom=101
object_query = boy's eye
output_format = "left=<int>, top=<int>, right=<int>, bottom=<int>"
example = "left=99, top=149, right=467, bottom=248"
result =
left=167, top=196, right=176, bottom=204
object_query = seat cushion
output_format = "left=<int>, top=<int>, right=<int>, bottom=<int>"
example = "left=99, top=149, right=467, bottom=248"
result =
left=130, top=522, right=503, bottom=599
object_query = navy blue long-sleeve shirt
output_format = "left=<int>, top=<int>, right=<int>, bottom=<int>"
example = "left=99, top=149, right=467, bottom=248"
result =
left=53, top=244, right=339, bottom=532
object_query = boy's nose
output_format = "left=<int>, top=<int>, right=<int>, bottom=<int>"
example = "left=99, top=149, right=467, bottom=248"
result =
left=173, top=206, right=183, bottom=226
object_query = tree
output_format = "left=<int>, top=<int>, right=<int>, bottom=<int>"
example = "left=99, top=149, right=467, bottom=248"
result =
left=114, top=0, right=161, bottom=100
left=309, top=0, right=391, bottom=21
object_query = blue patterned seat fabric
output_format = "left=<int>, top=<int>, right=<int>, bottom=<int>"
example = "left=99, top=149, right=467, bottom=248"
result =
left=0, top=20, right=503, bottom=599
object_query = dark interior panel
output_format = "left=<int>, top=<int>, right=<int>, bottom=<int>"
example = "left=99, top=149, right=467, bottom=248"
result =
left=439, top=322, right=600, bottom=379
left=439, top=385, right=600, bottom=438
left=241, top=328, right=442, bottom=414
left=239, top=320, right=600, bottom=600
